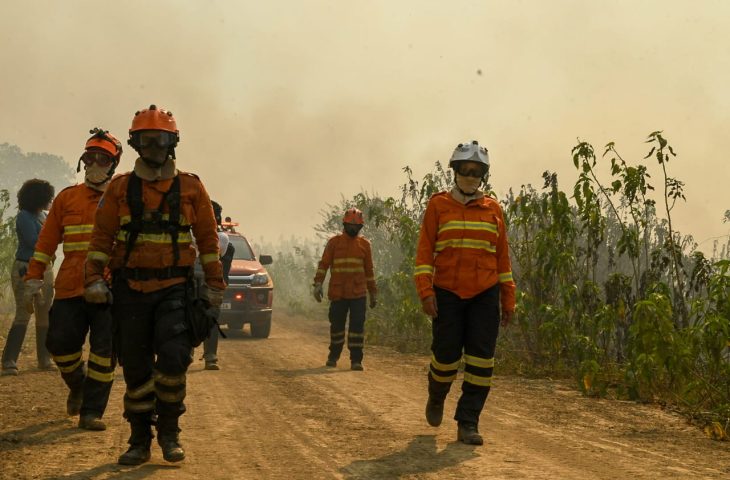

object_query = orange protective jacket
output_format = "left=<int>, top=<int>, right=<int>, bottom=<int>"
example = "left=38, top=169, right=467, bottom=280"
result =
left=414, top=191, right=516, bottom=313
left=314, top=233, right=377, bottom=301
left=26, top=184, right=102, bottom=299
left=85, top=172, right=224, bottom=293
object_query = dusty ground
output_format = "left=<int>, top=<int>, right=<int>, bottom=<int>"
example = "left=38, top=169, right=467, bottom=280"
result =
left=1, top=311, right=729, bottom=479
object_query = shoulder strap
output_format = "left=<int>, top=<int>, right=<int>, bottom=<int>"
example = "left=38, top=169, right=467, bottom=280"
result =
left=166, top=176, right=182, bottom=266
left=122, top=172, right=144, bottom=266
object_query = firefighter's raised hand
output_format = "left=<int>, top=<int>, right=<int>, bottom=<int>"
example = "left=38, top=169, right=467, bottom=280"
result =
left=23, top=279, right=44, bottom=313
left=421, top=295, right=438, bottom=318
left=84, top=279, right=113, bottom=304
left=369, top=293, right=377, bottom=309
left=313, top=283, right=323, bottom=303
left=501, top=309, right=514, bottom=327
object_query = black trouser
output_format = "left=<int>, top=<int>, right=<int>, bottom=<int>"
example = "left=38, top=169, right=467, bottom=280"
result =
left=428, top=285, right=500, bottom=426
left=202, top=325, right=218, bottom=362
left=328, top=297, right=366, bottom=363
left=46, top=297, right=115, bottom=417
left=112, top=280, right=192, bottom=427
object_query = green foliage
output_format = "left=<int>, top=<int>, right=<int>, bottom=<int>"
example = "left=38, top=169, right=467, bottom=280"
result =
left=0, top=189, right=17, bottom=304
left=0, top=143, right=75, bottom=206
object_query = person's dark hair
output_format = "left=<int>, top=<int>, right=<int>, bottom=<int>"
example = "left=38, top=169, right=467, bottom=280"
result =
left=17, top=179, right=54, bottom=213
left=211, top=200, right=222, bottom=226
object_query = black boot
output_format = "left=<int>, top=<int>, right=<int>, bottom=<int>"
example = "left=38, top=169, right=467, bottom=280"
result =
left=157, top=416, right=185, bottom=462
left=118, top=417, right=153, bottom=465
left=425, top=396, right=444, bottom=427
left=1, top=324, right=28, bottom=375
left=35, top=326, right=55, bottom=370
left=457, top=422, right=483, bottom=445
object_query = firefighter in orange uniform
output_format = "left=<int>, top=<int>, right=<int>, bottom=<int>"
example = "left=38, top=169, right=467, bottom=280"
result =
left=84, top=105, right=224, bottom=465
left=24, top=128, right=122, bottom=430
left=415, top=140, right=516, bottom=445
left=313, top=208, right=377, bottom=371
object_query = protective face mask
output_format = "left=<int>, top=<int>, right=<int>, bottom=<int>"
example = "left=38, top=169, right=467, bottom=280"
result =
left=85, top=163, right=110, bottom=185
left=344, top=224, right=363, bottom=237
left=455, top=173, right=482, bottom=194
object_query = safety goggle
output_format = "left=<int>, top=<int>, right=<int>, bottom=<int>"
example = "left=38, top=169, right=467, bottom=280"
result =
left=136, top=131, right=177, bottom=148
left=455, top=164, right=488, bottom=178
left=80, top=151, right=115, bottom=167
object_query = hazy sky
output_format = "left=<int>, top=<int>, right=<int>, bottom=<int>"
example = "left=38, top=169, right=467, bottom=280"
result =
left=1, top=1, right=729, bottom=252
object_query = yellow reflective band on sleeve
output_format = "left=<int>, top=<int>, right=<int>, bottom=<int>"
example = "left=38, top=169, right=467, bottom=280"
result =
left=57, top=358, right=83, bottom=373
left=331, top=267, right=365, bottom=273
left=435, top=238, right=496, bottom=253
left=33, top=251, right=52, bottom=264
left=366, top=276, right=375, bottom=281
left=87, top=251, right=110, bottom=264
left=438, top=220, right=498, bottom=235
left=63, top=241, right=90, bottom=253
left=463, top=372, right=492, bottom=387
left=333, top=257, right=364, bottom=265
left=88, top=352, right=112, bottom=367
left=200, top=253, right=219, bottom=265
left=430, top=371, right=457, bottom=383
left=115, top=231, right=193, bottom=244
left=430, top=355, right=461, bottom=371
left=415, top=265, right=434, bottom=276
left=63, top=224, right=94, bottom=235
left=463, top=354, right=495, bottom=368
left=87, top=368, right=115, bottom=383
left=499, top=272, right=514, bottom=283
left=316, top=269, right=326, bottom=275
left=52, top=351, right=82, bottom=363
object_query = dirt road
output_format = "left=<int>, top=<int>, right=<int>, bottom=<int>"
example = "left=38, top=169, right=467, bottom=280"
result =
left=1, top=312, right=729, bottom=479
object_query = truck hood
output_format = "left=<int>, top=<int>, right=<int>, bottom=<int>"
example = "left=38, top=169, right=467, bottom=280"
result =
left=229, top=259, right=265, bottom=276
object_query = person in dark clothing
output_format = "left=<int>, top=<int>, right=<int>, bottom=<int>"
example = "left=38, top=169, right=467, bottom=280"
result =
left=201, top=201, right=233, bottom=370
left=1, top=179, right=55, bottom=376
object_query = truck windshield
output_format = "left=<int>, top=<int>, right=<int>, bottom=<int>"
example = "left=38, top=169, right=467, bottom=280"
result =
left=228, top=235, right=255, bottom=261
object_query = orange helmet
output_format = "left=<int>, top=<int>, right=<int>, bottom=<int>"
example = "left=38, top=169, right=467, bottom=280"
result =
left=78, top=128, right=122, bottom=173
left=343, top=207, right=364, bottom=225
left=129, top=104, right=178, bottom=134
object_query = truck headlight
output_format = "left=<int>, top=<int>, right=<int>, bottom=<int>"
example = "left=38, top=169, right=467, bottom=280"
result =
left=252, top=273, right=269, bottom=286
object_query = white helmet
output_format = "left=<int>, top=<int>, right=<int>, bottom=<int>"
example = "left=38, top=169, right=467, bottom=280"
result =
left=449, top=140, right=490, bottom=171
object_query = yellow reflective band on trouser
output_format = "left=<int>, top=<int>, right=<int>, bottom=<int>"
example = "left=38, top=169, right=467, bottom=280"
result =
left=88, top=368, right=114, bottom=383
left=200, top=253, right=219, bottom=265
left=63, top=224, right=94, bottom=235
left=331, top=267, right=365, bottom=273
left=87, top=251, right=110, bottom=264
left=127, top=379, right=155, bottom=399
left=156, top=388, right=186, bottom=403
left=57, top=358, right=83, bottom=373
left=499, top=271, right=513, bottom=283
left=434, top=238, right=496, bottom=253
left=414, top=265, right=434, bottom=276
left=53, top=351, right=82, bottom=363
left=88, top=352, right=112, bottom=367
left=438, top=220, right=498, bottom=235
left=348, top=343, right=364, bottom=348
left=463, top=372, right=492, bottom=387
left=430, top=371, right=457, bottom=383
left=63, top=241, right=90, bottom=253
left=33, top=251, right=52, bottom=264
left=124, top=399, right=155, bottom=413
left=431, top=355, right=461, bottom=371
left=463, top=354, right=495, bottom=369
left=153, top=370, right=186, bottom=387
left=333, top=257, right=364, bottom=265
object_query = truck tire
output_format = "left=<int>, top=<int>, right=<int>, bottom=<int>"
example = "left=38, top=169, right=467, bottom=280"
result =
left=250, top=313, right=272, bottom=339
left=227, top=319, right=244, bottom=330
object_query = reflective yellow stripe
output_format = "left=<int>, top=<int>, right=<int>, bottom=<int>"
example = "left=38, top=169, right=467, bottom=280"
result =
left=463, top=354, right=495, bottom=368
left=438, top=220, right=497, bottom=235
left=316, top=269, right=326, bottom=275
left=499, top=272, right=513, bottom=283
left=331, top=338, right=345, bottom=345
left=87, top=368, right=114, bottom=383
left=331, top=267, right=365, bottom=273
left=87, top=251, right=109, bottom=264
left=348, top=342, right=364, bottom=348
left=88, top=352, right=112, bottom=367
left=348, top=332, right=365, bottom=338
left=64, top=224, right=94, bottom=235
left=435, top=238, right=496, bottom=253
left=120, top=214, right=190, bottom=226
left=430, top=372, right=457, bottom=383
left=115, top=231, right=193, bottom=244
left=463, top=372, right=492, bottom=387
left=366, top=276, right=375, bottom=281
left=415, top=265, right=434, bottom=276
left=331, top=331, right=346, bottom=337
left=153, top=371, right=186, bottom=386
left=431, top=355, right=461, bottom=371
left=333, top=258, right=364, bottom=265
left=63, top=241, right=90, bottom=252
left=124, top=399, right=155, bottom=412
left=127, top=379, right=155, bottom=399
left=53, top=351, right=82, bottom=363
left=200, top=253, right=219, bottom=265
left=33, top=251, right=52, bottom=264
left=156, top=389, right=186, bottom=403
left=57, top=358, right=83, bottom=373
